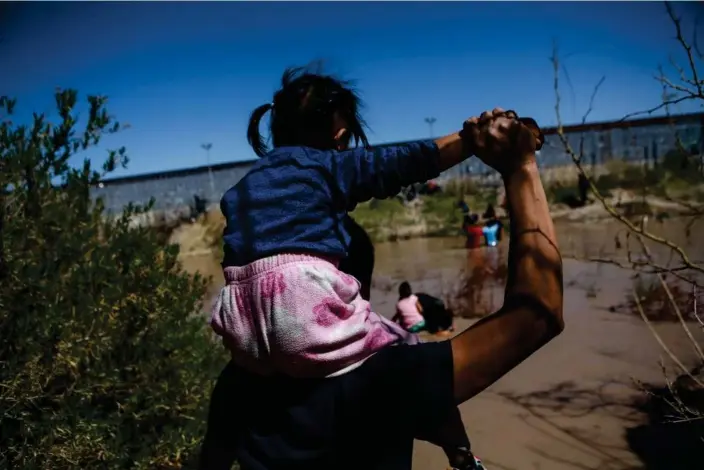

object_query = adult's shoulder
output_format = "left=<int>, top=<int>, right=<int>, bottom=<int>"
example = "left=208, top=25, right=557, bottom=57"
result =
left=352, top=341, right=456, bottom=435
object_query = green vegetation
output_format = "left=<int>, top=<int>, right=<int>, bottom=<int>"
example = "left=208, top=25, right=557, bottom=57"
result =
left=545, top=154, right=704, bottom=206
left=350, top=197, right=413, bottom=241
left=354, top=153, right=704, bottom=241
left=0, top=92, right=226, bottom=468
left=350, top=184, right=499, bottom=242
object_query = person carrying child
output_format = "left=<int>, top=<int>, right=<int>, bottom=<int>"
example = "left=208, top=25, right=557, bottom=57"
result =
left=208, top=66, right=483, bottom=469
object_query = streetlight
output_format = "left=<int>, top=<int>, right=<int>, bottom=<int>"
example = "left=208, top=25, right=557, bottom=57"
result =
left=423, top=117, right=441, bottom=185
left=201, top=143, right=216, bottom=201
left=424, top=117, right=437, bottom=138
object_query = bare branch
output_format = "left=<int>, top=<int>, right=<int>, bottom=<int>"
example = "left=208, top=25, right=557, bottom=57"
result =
left=665, top=1, right=703, bottom=96
left=552, top=49, right=704, bottom=276
left=550, top=1, right=704, bottom=428
left=633, top=293, right=704, bottom=387
left=618, top=94, right=693, bottom=122
left=693, top=14, right=704, bottom=60
left=633, top=226, right=704, bottom=363
left=578, top=76, right=606, bottom=161
left=618, top=3, right=703, bottom=123
left=693, top=285, right=704, bottom=330
left=580, top=255, right=702, bottom=287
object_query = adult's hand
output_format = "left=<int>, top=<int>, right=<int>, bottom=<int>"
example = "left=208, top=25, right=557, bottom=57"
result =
left=461, top=108, right=545, bottom=177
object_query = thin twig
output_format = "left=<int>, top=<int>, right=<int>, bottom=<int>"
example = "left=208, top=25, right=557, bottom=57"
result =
left=578, top=76, right=606, bottom=162
left=633, top=227, right=704, bottom=363
left=665, top=1, right=703, bottom=96
left=582, top=255, right=701, bottom=286
left=693, top=285, right=704, bottom=329
left=633, top=293, right=704, bottom=387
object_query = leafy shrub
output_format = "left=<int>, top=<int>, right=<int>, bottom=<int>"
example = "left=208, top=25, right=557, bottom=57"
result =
left=661, top=149, right=701, bottom=182
left=0, top=92, right=226, bottom=468
left=544, top=182, right=577, bottom=204
left=420, top=193, right=463, bottom=232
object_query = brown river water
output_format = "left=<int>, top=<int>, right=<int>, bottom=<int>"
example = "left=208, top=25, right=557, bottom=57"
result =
left=180, top=217, right=704, bottom=470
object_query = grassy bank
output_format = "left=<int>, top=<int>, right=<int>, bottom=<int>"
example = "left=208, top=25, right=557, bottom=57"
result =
left=174, top=159, right=704, bottom=248
left=351, top=180, right=499, bottom=242
left=544, top=159, right=704, bottom=206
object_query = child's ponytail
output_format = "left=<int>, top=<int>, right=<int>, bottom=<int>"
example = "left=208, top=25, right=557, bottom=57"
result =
left=246, top=103, right=273, bottom=157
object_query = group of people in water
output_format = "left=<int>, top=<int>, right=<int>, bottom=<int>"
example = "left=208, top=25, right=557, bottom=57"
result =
left=200, top=66, right=563, bottom=470
left=459, top=200, right=505, bottom=249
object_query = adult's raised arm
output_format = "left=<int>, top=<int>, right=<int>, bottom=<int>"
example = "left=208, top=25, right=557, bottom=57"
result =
left=450, top=111, right=564, bottom=404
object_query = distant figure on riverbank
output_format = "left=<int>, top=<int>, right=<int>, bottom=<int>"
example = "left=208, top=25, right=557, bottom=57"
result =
left=557, top=173, right=591, bottom=209
left=578, top=173, right=590, bottom=206
left=457, top=198, right=470, bottom=215
left=190, top=194, right=208, bottom=221
left=482, top=203, right=496, bottom=220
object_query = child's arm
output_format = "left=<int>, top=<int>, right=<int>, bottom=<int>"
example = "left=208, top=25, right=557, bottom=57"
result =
left=309, top=131, right=471, bottom=207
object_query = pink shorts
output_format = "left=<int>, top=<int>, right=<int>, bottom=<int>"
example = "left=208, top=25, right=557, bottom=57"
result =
left=210, top=253, right=419, bottom=378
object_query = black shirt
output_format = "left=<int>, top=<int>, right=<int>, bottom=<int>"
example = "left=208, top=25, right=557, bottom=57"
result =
left=200, top=341, right=456, bottom=470
left=338, top=215, right=375, bottom=301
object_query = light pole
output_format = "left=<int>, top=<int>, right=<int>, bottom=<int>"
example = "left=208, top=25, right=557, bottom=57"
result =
left=423, top=117, right=438, bottom=190
left=424, top=117, right=437, bottom=138
left=201, top=143, right=216, bottom=202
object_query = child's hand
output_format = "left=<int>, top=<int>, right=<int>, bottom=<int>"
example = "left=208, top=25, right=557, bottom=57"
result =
left=461, top=108, right=544, bottom=177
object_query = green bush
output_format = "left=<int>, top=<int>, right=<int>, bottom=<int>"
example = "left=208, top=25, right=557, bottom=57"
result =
left=661, top=149, right=701, bottom=182
left=420, top=193, right=463, bottom=234
left=0, top=92, right=226, bottom=468
left=544, top=182, right=577, bottom=204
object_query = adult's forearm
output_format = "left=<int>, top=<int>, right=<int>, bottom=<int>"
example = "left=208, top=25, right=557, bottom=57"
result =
left=479, top=160, right=565, bottom=378
left=450, top=160, right=563, bottom=404
left=503, top=161, right=562, bottom=322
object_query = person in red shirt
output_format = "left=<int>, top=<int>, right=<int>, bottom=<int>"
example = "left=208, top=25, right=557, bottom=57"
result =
left=464, top=214, right=484, bottom=249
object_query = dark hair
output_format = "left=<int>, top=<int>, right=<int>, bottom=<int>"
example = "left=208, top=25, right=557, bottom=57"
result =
left=483, top=203, right=496, bottom=220
left=246, top=64, right=370, bottom=157
left=398, top=281, right=413, bottom=299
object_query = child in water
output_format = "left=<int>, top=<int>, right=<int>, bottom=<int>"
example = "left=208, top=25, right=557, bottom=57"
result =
left=210, top=66, right=483, bottom=470
left=394, top=281, right=427, bottom=333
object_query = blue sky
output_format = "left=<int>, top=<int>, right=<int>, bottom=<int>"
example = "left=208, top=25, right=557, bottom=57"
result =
left=1, top=1, right=702, bottom=177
